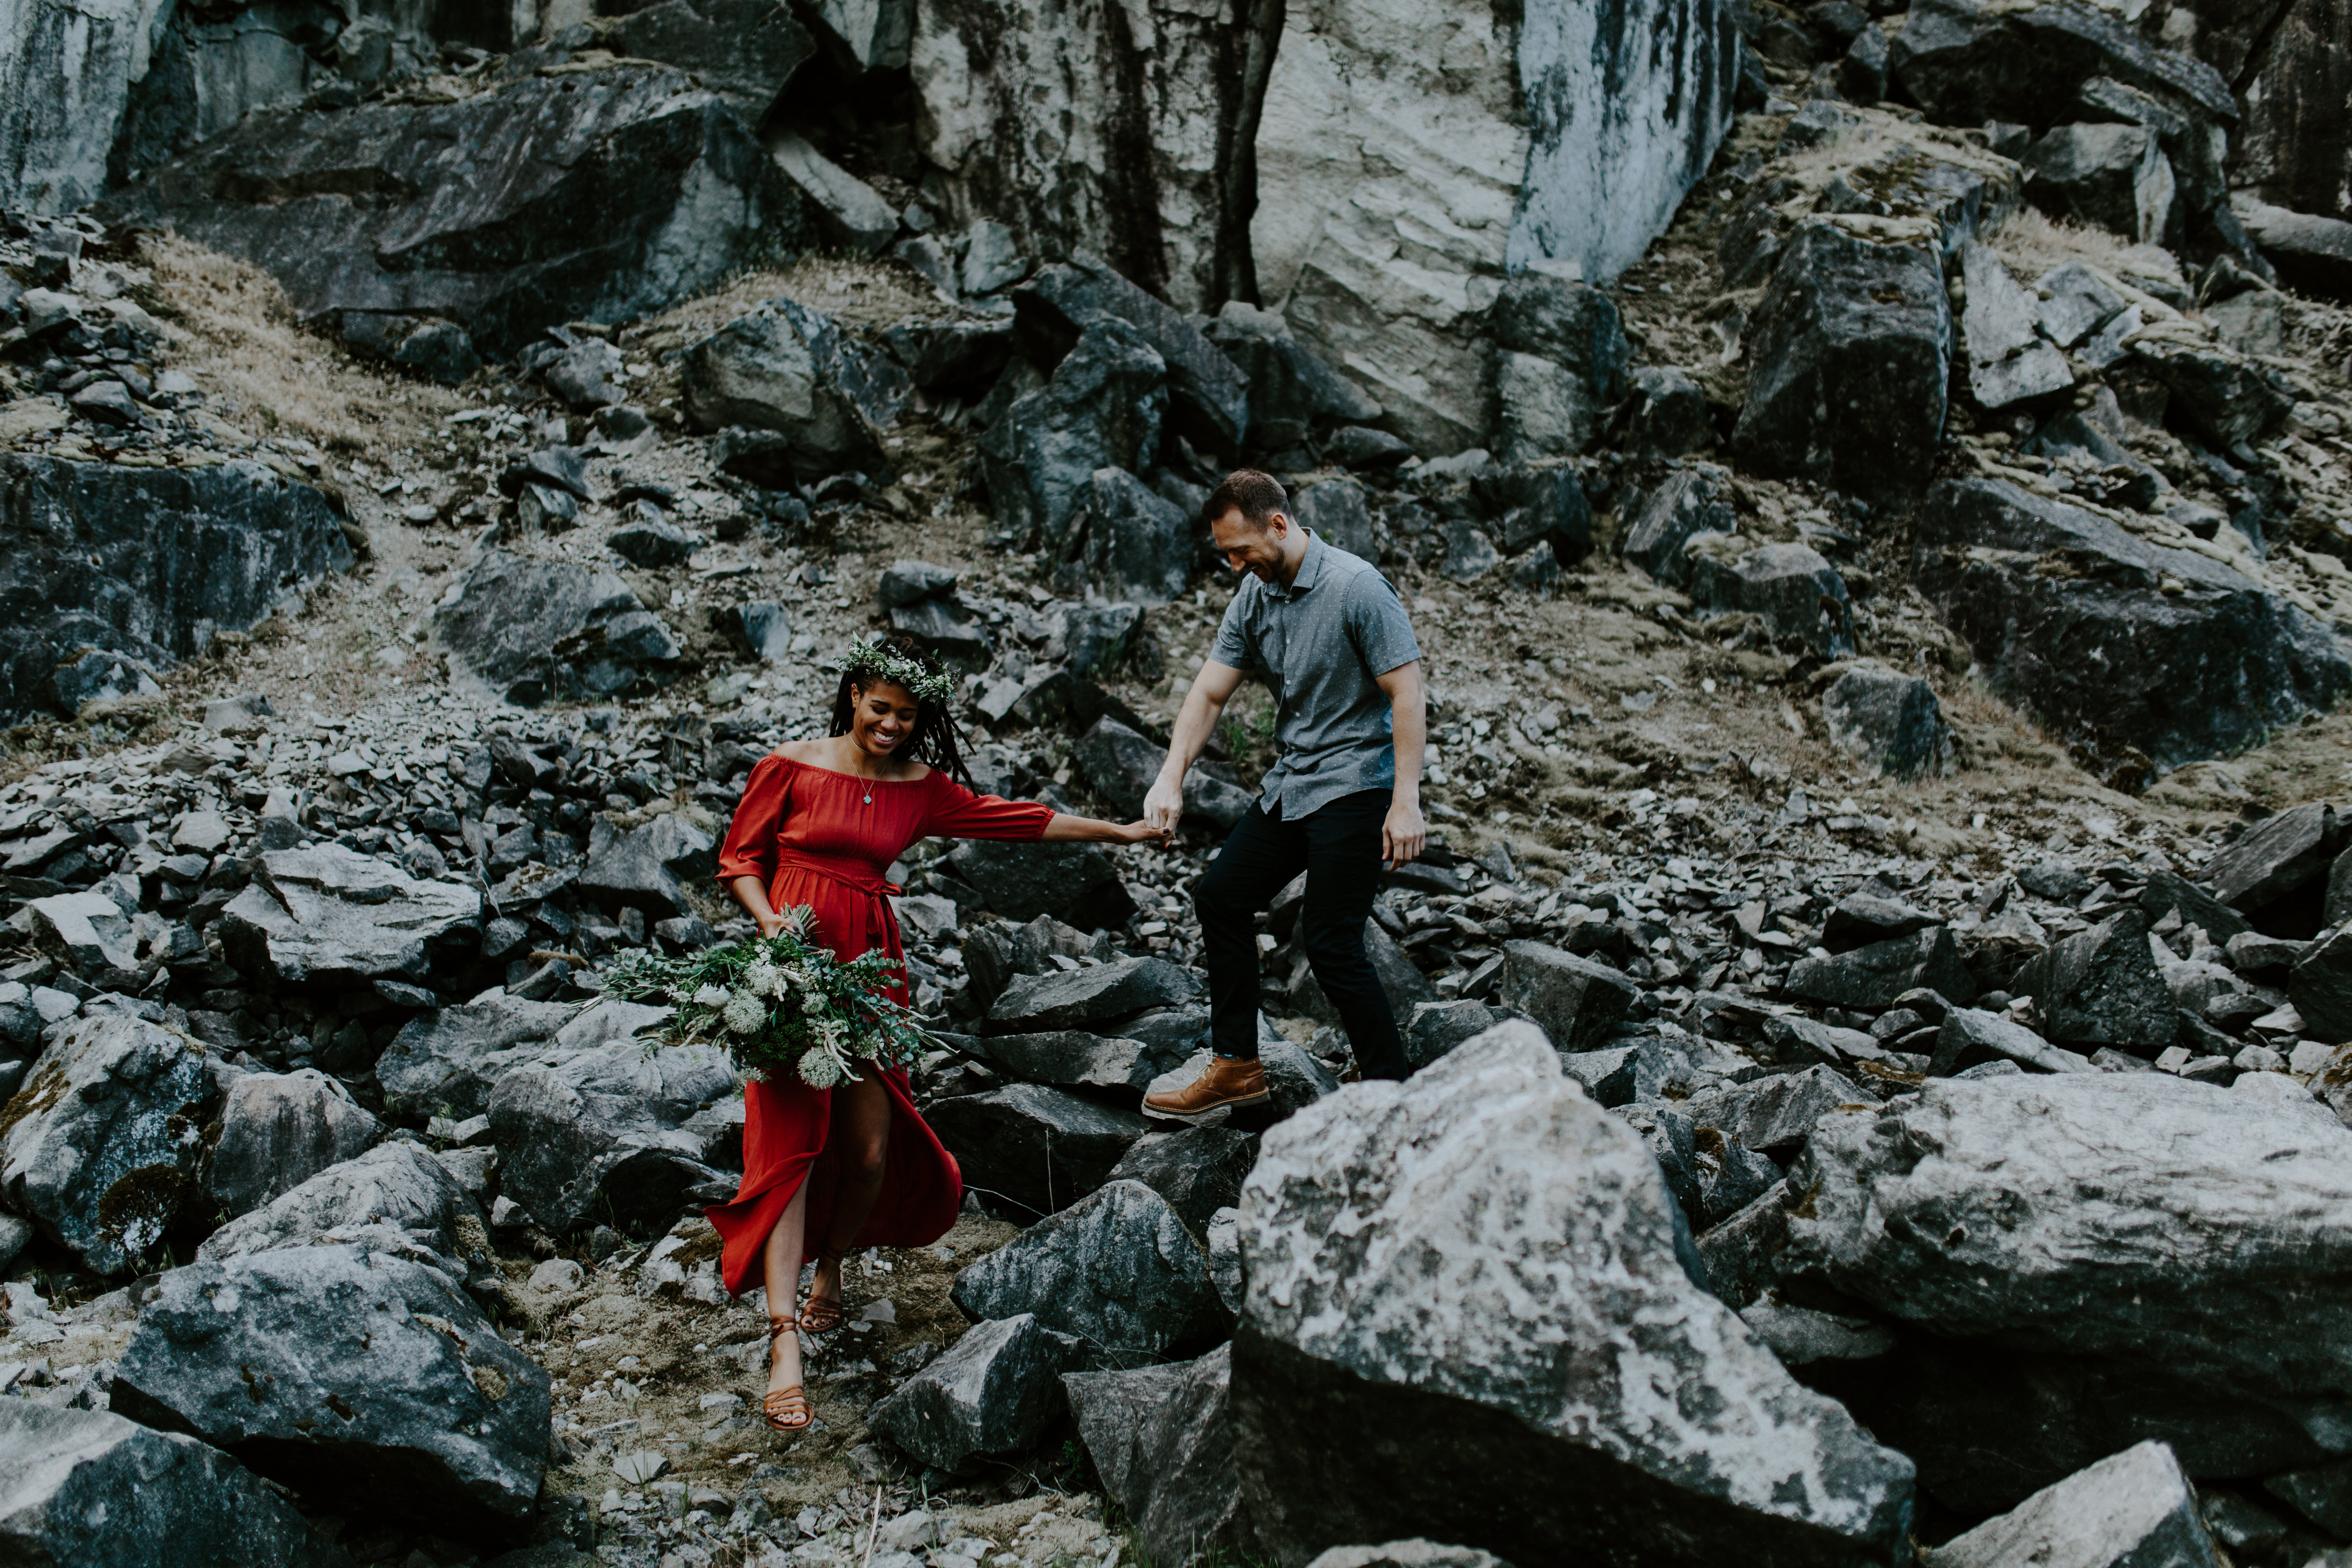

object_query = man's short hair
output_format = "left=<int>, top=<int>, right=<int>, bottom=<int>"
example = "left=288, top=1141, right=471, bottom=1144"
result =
left=1203, top=469, right=1289, bottom=532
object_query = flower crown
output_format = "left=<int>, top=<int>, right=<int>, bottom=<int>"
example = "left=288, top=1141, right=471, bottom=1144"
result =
left=840, top=641, right=956, bottom=705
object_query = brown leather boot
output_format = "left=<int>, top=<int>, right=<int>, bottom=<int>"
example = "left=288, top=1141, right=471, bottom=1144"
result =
left=1144, top=1055, right=1271, bottom=1119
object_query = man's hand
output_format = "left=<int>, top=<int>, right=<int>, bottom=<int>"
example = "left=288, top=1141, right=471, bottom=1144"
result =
left=1383, top=797, right=1427, bottom=868
left=1143, top=774, right=1186, bottom=835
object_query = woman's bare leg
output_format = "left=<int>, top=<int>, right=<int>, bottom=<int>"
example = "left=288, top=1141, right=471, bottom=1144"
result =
left=760, top=1179, right=808, bottom=1398
left=808, top=1069, right=892, bottom=1316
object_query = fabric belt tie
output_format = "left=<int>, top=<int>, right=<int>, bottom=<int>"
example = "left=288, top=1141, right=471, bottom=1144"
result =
left=774, top=851, right=902, bottom=950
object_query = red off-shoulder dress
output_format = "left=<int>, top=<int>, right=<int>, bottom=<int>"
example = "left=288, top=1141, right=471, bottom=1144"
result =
left=706, top=753, right=1054, bottom=1297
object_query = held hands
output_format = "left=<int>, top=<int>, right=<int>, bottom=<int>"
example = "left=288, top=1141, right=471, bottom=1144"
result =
left=1142, top=773, right=1185, bottom=836
left=1383, top=797, right=1427, bottom=869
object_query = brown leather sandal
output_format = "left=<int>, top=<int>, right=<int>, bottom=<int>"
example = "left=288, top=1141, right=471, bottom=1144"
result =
left=762, top=1313, right=811, bottom=1432
left=801, top=1247, right=847, bottom=1334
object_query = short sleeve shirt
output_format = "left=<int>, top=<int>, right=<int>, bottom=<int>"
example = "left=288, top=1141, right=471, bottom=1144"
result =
left=1209, top=532, right=1421, bottom=820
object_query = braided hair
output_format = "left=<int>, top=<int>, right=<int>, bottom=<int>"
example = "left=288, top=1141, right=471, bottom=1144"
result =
left=829, top=634, right=975, bottom=788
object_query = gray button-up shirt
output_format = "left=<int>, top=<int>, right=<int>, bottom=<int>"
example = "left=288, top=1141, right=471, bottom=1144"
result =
left=1209, top=532, right=1421, bottom=820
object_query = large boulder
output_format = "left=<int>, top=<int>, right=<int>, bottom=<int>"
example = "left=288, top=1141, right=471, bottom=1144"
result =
left=0, top=1403, right=353, bottom=1568
left=204, top=1069, right=381, bottom=1222
left=1958, top=242, right=2074, bottom=410
left=218, top=846, right=481, bottom=989
left=100, top=66, right=809, bottom=356
left=1203, top=302, right=1384, bottom=450
left=1489, top=272, right=1630, bottom=462
left=977, top=1031, right=1179, bottom=1105
left=597, top=0, right=816, bottom=122
left=910, top=0, right=1267, bottom=312
left=1068, top=468, right=1193, bottom=606
left=1071, top=716, right=1256, bottom=828
left=866, top=1313, right=1083, bottom=1471
left=2010, top=907, right=2176, bottom=1053
left=979, top=321, right=1169, bottom=552
left=197, top=1139, right=485, bottom=1273
left=1686, top=541, right=1855, bottom=656
left=1252, top=0, right=1738, bottom=454
left=111, top=1245, right=551, bottom=1539
left=0, top=456, right=353, bottom=726
left=1913, top=477, right=2352, bottom=773
left=1620, top=466, right=1735, bottom=587
left=0, top=1010, right=217, bottom=1274
left=984, top=957, right=1204, bottom=1035
left=434, top=549, right=682, bottom=706
left=929, top=1085, right=1152, bottom=1219
left=1232, top=1023, right=1915, bottom=1563
left=1782, top=1071, right=2352, bottom=1509
left=1921, top=1441, right=2222, bottom=1568
left=952, top=1179, right=1227, bottom=1367
left=487, top=1005, right=736, bottom=1234
left=1820, top=664, right=1952, bottom=780
left=375, top=993, right=576, bottom=1121
left=1733, top=219, right=1953, bottom=503
left=948, top=837, right=1138, bottom=927
left=1786, top=927, right=1975, bottom=1010
left=1013, top=258, right=1254, bottom=457
left=2022, top=123, right=2174, bottom=244
left=1066, top=1344, right=1259, bottom=1568
left=1498, top=940, right=1640, bottom=1054
left=1889, top=0, right=2236, bottom=131
left=578, top=813, right=717, bottom=921
left=679, top=298, right=909, bottom=477
left=1107, top=1127, right=1261, bottom=1233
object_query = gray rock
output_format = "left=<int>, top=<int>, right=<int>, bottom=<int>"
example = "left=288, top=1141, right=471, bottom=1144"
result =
left=1959, top=242, right=2074, bottom=409
left=1107, top=1127, right=1260, bottom=1233
left=2013, top=909, right=2176, bottom=1052
left=980, top=320, right=1168, bottom=552
left=952, top=1180, right=1225, bottom=1368
left=1820, top=662, right=1952, bottom=780
left=1889, top=0, right=2236, bottom=130
left=1687, top=540, right=1855, bottom=655
left=487, top=1007, right=736, bottom=1234
left=376, top=993, right=575, bottom=1120
left=1821, top=892, right=1938, bottom=953
left=2035, top=262, right=2129, bottom=349
left=1762, top=1014, right=1883, bottom=1068
left=1305, top=1546, right=1508, bottom=1568
left=889, top=596, right=994, bottom=666
left=197, top=1140, right=483, bottom=1274
left=929, top=1084, right=1152, bottom=1219
left=680, top=298, right=908, bottom=478
left=0, top=1402, right=354, bottom=1568
left=1490, top=273, right=1628, bottom=459
left=878, top=558, right=960, bottom=608
left=25, top=891, right=138, bottom=980
left=1498, top=940, right=1639, bottom=1054
left=543, top=337, right=625, bottom=408
left=1620, top=466, right=1734, bottom=588
left=1786, top=927, right=1976, bottom=1010
left=949, top=837, right=1137, bottom=929
left=767, top=131, right=899, bottom=255
left=1784, top=1071, right=2352, bottom=1508
left=978, top=1031, right=1175, bottom=1104
left=1204, top=303, right=1382, bottom=451
left=434, top=548, right=682, bottom=705
left=219, top=846, right=481, bottom=988
left=733, top=601, right=793, bottom=662
left=607, top=517, right=702, bottom=568
left=601, top=0, right=815, bottom=118
left=103, top=67, right=808, bottom=358
left=2263, top=1457, right=2352, bottom=1539
left=1683, top=1065, right=1864, bottom=1155
left=579, top=813, right=716, bottom=921
left=1733, top=220, right=1953, bottom=503
left=1234, top=1023, right=1915, bottom=1563
left=0, top=456, right=354, bottom=726
left=111, top=1245, right=550, bottom=1538
left=205, top=1069, right=381, bottom=1221
left=1917, top=479, right=2349, bottom=773
left=1478, top=464, right=1593, bottom=565
left=2234, top=196, right=2352, bottom=301
left=1290, top=477, right=1379, bottom=559
left=0, top=1011, right=216, bottom=1274
left=1066, top=1344, right=1259, bottom=1568
left=2291, top=927, right=2352, bottom=1044
left=879, top=318, right=1015, bottom=396
left=1922, top=1441, right=2221, bottom=1568
left=1072, top=716, right=1255, bottom=829
left=2207, top=801, right=2336, bottom=911
left=866, top=1313, right=1082, bottom=1471
left=1619, top=366, right=1715, bottom=459
left=1930, top=1008, right=2094, bottom=1075
left=1696, top=1180, right=1794, bottom=1310
left=2023, top=124, right=2174, bottom=244
left=1013, top=258, right=1251, bottom=458
left=1207, top=1207, right=1243, bottom=1316
left=1557, top=1038, right=1675, bottom=1108
left=984, top=957, right=1203, bottom=1035
left=341, top=314, right=482, bottom=385
left=1404, top=1000, right=1504, bottom=1070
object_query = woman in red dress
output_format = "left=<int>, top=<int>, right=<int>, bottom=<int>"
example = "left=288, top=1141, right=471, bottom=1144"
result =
left=709, top=635, right=1165, bottom=1432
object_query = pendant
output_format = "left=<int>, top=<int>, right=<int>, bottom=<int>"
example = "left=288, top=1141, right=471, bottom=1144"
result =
left=863, top=793, right=873, bottom=805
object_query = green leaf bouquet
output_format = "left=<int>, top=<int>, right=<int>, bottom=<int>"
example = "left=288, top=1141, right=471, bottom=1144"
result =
left=601, top=906, right=931, bottom=1087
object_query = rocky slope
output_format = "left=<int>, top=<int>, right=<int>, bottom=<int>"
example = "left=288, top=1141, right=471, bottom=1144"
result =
left=11, top=0, right=2352, bottom=1566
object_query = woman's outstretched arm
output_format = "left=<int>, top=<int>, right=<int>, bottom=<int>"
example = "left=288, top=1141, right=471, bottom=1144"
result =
left=1040, top=814, right=1169, bottom=846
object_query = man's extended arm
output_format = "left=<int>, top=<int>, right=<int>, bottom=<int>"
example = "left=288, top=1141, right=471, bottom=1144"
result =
left=1375, top=659, right=1426, bottom=867
left=1143, top=659, right=1247, bottom=833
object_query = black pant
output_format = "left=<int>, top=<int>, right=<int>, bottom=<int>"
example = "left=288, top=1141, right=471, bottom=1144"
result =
left=1193, top=789, right=1408, bottom=1080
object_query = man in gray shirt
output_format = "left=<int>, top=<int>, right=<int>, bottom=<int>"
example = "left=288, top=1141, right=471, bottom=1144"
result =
left=1142, top=469, right=1427, bottom=1118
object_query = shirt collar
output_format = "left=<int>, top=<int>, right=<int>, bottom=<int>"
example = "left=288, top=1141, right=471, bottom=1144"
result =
left=1269, top=530, right=1325, bottom=601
